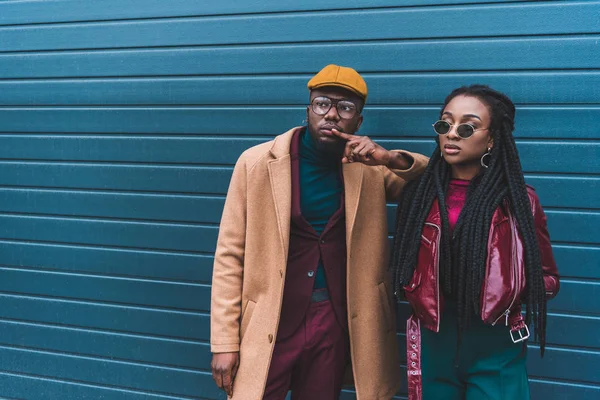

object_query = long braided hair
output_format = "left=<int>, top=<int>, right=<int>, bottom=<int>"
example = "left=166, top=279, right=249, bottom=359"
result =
left=391, top=85, right=548, bottom=355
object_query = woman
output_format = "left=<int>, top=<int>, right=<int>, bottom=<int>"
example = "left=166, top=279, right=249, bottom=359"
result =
left=390, top=85, right=560, bottom=400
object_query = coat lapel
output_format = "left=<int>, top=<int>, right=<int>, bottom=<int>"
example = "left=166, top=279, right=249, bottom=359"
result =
left=343, top=163, right=364, bottom=256
left=266, top=127, right=300, bottom=258
left=268, top=157, right=292, bottom=257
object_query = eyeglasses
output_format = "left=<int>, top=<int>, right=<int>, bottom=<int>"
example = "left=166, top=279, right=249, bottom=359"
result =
left=310, top=96, right=359, bottom=120
left=433, top=120, right=488, bottom=139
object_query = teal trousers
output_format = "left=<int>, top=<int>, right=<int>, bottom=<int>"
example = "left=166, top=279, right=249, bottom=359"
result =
left=421, top=305, right=530, bottom=400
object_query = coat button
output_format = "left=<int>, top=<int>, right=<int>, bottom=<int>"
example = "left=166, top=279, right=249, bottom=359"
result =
left=320, top=239, right=325, bottom=244
left=268, top=334, right=273, bottom=343
left=308, top=270, right=314, bottom=277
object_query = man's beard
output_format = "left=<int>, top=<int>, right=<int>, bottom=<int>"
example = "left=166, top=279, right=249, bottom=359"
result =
left=308, top=124, right=348, bottom=156
left=314, top=136, right=345, bottom=155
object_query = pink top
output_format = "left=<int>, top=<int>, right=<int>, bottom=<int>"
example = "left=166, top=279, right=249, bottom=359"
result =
left=446, top=179, right=470, bottom=232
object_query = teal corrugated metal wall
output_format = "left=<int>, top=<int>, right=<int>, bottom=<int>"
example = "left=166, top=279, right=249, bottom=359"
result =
left=0, top=1, right=598, bottom=398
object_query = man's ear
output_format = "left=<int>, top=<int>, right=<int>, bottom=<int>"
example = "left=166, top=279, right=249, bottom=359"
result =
left=355, top=115, right=364, bottom=133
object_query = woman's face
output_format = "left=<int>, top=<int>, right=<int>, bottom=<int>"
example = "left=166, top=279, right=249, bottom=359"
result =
left=438, top=95, right=493, bottom=177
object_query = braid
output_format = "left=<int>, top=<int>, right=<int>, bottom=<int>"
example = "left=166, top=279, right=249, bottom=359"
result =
left=500, top=123, right=547, bottom=354
left=392, top=152, right=439, bottom=291
left=391, top=84, right=548, bottom=356
left=434, top=161, right=453, bottom=295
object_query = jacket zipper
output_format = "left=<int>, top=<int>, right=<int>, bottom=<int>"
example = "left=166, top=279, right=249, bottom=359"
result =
left=491, top=213, right=520, bottom=326
left=425, top=222, right=441, bottom=332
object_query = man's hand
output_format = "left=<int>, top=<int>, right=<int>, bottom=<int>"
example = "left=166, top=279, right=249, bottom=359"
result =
left=331, top=129, right=411, bottom=169
left=211, top=352, right=240, bottom=397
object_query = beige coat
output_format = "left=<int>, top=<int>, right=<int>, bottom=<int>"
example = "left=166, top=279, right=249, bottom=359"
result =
left=211, top=127, right=428, bottom=399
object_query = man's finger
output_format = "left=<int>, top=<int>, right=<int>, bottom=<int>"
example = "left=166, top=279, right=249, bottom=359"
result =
left=222, top=371, right=233, bottom=396
left=213, top=368, right=224, bottom=390
left=355, top=142, right=372, bottom=155
left=357, top=144, right=375, bottom=156
left=364, top=147, right=376, bottom=160
left=352, top=143, right=376, bottom=164
left=346, top=138, right=362, bottom=148
left=352, top=142, right=369, bottom=157
left=359, top=146, right=375, bottom=160
left=343, top=142, right=355, bottom=161
left=331, top=128, right=354, bottom=141
left=232, top=362, right=240, bottom=382
left=230, top=364, right=239, bottom=396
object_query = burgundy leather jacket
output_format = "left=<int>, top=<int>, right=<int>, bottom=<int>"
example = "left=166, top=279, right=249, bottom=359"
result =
left=404, top=187, right=560, bottom=400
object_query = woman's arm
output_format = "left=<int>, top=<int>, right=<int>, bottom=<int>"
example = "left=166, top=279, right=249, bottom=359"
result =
left=529, top=187, right=560, bottom=299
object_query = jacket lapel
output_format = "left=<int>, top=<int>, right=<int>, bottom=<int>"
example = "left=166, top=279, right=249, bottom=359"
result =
left=343, top=163, right=364, bottom=256
left=266, top=127, right=301, bottom=258
left=268, top=157, right=292, bottom=257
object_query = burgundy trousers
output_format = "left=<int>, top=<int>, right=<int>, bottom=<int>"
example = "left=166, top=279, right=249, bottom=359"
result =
left=263, top=298, right=349, bottom=400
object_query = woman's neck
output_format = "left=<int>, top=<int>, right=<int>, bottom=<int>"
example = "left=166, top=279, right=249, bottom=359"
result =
left=450, top=163, right=483, bottom=181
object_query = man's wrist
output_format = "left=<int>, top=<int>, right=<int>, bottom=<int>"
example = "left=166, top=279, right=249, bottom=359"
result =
left=386, top=150, right=413, bottom=170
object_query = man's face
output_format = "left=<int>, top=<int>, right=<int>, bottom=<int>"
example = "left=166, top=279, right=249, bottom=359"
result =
left=306, top=87, right=364, bottom=155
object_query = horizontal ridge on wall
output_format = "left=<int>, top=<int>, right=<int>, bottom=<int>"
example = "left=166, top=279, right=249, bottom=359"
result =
left=0, top=72, right=599, bottom=105
left=0, top=345, right=213, bottom=397
left=0, top=0, right=589, bottom=26
left=0, top=36, right=598, bottom=78
left=0, top=370, right=212, bottom=400
left=0, top=293, right=208, bottom=340
left=0, top=136, right=598, bottom=173
left=1, top=2, right=599, bottom=51
left=0, top=107, right=598, bottom=139
left=0, top=163, right=596, bottom=207
left=0, top=239, right=214, bottom=282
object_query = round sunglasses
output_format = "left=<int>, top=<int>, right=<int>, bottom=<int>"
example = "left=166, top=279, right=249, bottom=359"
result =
left=433, top=120, right=488, bottom=139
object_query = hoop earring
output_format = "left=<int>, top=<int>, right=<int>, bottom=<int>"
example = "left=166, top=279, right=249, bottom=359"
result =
left=481, top=147, right=491, bottom=168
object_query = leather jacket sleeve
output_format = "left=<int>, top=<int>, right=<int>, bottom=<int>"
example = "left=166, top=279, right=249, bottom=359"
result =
left=530, top=188, right=560, bottom=299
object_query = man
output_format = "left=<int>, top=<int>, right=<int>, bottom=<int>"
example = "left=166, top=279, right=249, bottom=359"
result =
left=210, top=64, right=428, bottom=399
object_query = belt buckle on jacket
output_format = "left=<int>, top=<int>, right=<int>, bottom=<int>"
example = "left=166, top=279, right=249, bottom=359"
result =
left=510, top=324, right=530, bottom=343
left=508, top=307, right=530, bottom=343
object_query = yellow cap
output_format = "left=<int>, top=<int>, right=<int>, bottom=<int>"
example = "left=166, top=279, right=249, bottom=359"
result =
left=307, top=64, right=368, bottom=100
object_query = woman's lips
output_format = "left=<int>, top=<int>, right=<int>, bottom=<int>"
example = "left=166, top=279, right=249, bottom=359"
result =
left=444, top=144, right=461, bottom=155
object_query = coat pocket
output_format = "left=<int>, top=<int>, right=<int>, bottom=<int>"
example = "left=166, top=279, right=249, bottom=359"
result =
left=240, top=299, right=256, bottom=340
left=378, top=282, right=395, bottom=333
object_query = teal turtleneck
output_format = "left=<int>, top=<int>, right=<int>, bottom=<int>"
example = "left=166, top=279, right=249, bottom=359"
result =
left=299, top=129, right=343, bottom=289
